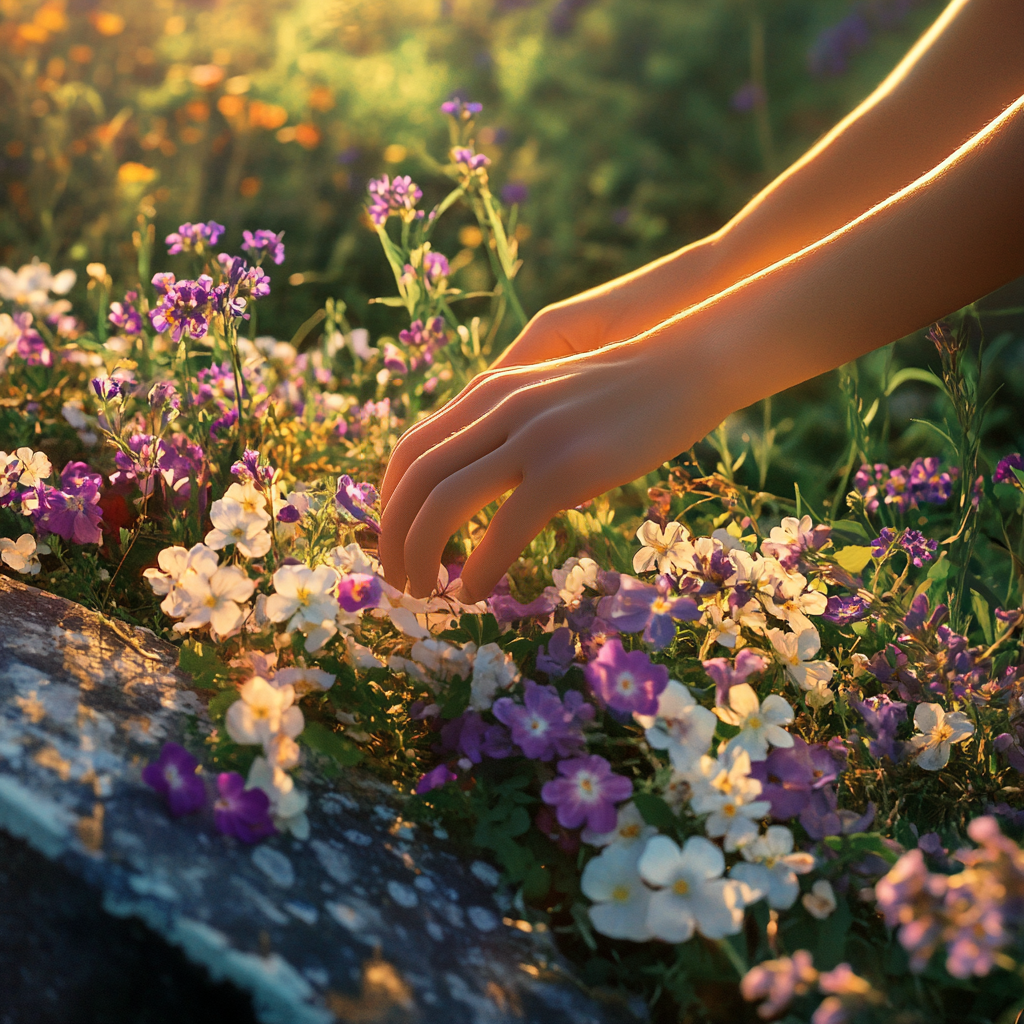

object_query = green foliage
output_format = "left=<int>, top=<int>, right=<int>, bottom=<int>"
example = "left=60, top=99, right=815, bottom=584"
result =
left=300, top=720, right=364, bottom=767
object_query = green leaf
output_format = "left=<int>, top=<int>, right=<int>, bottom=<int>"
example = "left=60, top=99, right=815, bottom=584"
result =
left=287, top=307, right=326, bottom=349
left=300, top=720, right=363, bottom=766
left=830, top=519, right=869, bottom=540
left=813, top=896, right=853, bottom=970
left=207, top=688, right=240, bottom=721
left=180, top=639, right=234, bottom=690
left=927, top=553, right=952, bottom=581
left=884, top=366, right=946, bottom=396
left=367, top=296, right=408, bottom=308
left=632, top=792, right=678, bottom=831
left=834, top=545, right=874, bottom=573
left=440, top=675, right=472, bottom=720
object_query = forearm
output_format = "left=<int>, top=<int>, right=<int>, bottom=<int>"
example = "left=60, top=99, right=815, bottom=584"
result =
left=647, top=93, right=1024, bottom=432
left=591, top=0, right=1024, bottom=341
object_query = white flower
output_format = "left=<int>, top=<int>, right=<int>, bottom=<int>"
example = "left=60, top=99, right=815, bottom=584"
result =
left=703, top=602, right=742, bottom=649
left=906, top=703, right=974, bottom=771
left=633, top=679, right=717, bottom=771
left=802, top=879, right=838, bottom=919
left=638, top=834, right=746, bottom=942
left=174, top=564, right=255, bottom=641
left=328, top=541, right=381, bottom=576
left=714, top=683, right=795, bottom=762
left=580, top=842, right=653, bottom=942
left=6, top=447, right=52, bottom=488
left=768, top=626, right=835, bottom=697
left=226, top=676, right=304, bottom=747
left=265, top=564, right=340, bottom=651
left=0, top=259, right=76, bottom=313
left=223, top=480, right=272, bottom=524
left=205, top=497, right=272, bottom=559
left=0, top=534, right=48, bottom=574
left=552, top=556, right=600, bottom=609
left=729, top=826, right=815, bottom=909
left=144, top=543, right=220, bottom=618
left=274, top=665, right=335, bottom=695
left=582, top=802, right=658, bottom=850
left=690, top=747, right=771, bottom=851
left=247, top=756, right=309, bottom=840
left=469, top=642, right=520, bottom=711
left=632, top=520, right=692, bottom=575
left=762, top=567, right=828, bottom=633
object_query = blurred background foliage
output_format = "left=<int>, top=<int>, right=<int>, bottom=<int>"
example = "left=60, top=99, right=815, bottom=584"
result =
left=1, top=0, right=1021, bottom=510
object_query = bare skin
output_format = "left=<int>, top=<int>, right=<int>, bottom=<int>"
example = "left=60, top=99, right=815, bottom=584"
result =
left=381, top=0, right=1024, bottom=603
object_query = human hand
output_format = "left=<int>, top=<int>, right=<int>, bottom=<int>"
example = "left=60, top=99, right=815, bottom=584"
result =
left=379, top=330, right=723, bottom=603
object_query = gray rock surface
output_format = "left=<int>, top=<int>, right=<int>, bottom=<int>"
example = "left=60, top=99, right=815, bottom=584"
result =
left=0, top=576, right=640, bottom=1024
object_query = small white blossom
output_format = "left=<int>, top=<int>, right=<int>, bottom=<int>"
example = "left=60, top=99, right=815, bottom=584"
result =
left=226, top=676, right=304, bottom=747
left=0, top=534, right=48, bottom=574
left=144, top=543, right=220, bottom=618
left=633, top=679, right=717, bottom=771
left=5, top=447, right=52, bottom=488
left=730, top=826, right=816, bottom=909
left=906, top=702, right=974, bottom=771
left=205, top=497, right=272, bottom=559
left=582, top=802, right=658, bottom=850
left=768, top=626, right=835, bottom=700
left=714, top=683, right=795, bottom=762
left=174, top=564, right=255, bottom=641
left=690, top=747, right=771, bottom=851
left=470, top=642, right=520, bottom=711
left=0, top=259, right=76, bottom=313
left=265, top=564, right=340, bottom=652
left=580, top=841, right=653, bottom=942
left=274, top=665, right=335, bottom=695
left=632, top=520, right=693, bottom=575
left=223, top=480, right=272, bottom=524
left=802, top=879, right=838, bottom=919
left=247, top=756, right=309, bottom=840
left=638, top=834, right=746, bottom=942
left=552, top=556, right=600, bottom=610
left=762, top=566, right=828, bottom=633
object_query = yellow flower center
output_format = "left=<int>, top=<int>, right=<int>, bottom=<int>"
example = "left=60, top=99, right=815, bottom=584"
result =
left=612, top=885, right=631, bottom=902
left=930, top=722, right=954, bottom=744
left=621, top=824, right=640, bottom=839
left=723, top=802, right=737, bottom=817
left=748, top=715, right=762, bottom=729
left=673, top=878, right=689, bottom=896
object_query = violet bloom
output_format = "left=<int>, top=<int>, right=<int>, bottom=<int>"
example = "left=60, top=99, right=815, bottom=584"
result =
left=335, top=474, right=380, bottom=534
left=853, top=463, right=889, bottom=512
left=871, top=526, right=898, bottom=559
left=501, top=182, right=528, bottom=205
left=452, top=145, right=491, bottom=172
left=438, top=711, right=511, bottom=764
left=142, top=742, right=206, bottom=816
left=821, top=594, right=871, bottom=624
left=397, top=317, right=447, bottom=372
left=213, top=772, right=276, bottom=843
left=901, top=529, right=937, bottom=567
left=230, top=448, right=273, bottom=488
left=492, top=680, right=594, bottom=760
left=108, top=291, right=143, bottom=335
left=703, top=648, right=767, bottom=706
left=242, top=228, right=286, bottom=266
left=604, top=575, right=699, bottom=650
left=149, top=274, right=214, bottom=342
left=749, top=736, right=840, bottom=821
left=799, top=785, right=875, bottom=840
left=994, top=723, right=1024, bottom=772
left=540, top=754, right=632, bottom=834
left=337, top=573, right=382, bottom=613
left=31, top=482, right=104, bottom=545
left=422, top=250, right=449, bottom=284
left=874, top=849, right=945, bottom=971
left=210, top=407, right=239, bottom=437
left=92, top=376, right=130, bottom=402
left=165, top=220, right=225, bottom=255
left=884, top=465, right=914, bottom=512
left=535, top=626, right=576, bottom=679
left=440, top=97, right=483, bottom=118
left=60, top=461, right=103, bottom=494
left=900, top=592, right=949, bottom=637
left=994, top=453, right=1024, bottom=485
left=849, top=693, right=907, bottom=762
left=367, top=174, right=424, bottom=227
left=415, top=764, right=457, bottom=794
left=276, top=504, right=301, bottom=524
left=909, top=457, right=954, bottom=505
left=489, top=584, right=560, bottom=629
left=583, top=638, right=668, bottom=716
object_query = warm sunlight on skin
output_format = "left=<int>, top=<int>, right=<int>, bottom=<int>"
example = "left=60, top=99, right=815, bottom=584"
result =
left=380, top=0, right=1024, bottom=603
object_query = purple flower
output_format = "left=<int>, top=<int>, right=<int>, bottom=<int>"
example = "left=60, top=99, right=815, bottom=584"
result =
left=415, top=764, right=457, bottom=794
left=901, top=529, right=937, bottom=567
left=853, top=463, right=888, bottom=512
left=492, top=680, right=594, bottom=760
left=451, top=145, right=491, bottom=173
left=216, top=253, right=271, bottom=309
left=994, top=454, right=1024, bottom=485
left=142, top=742, right=206, bottom=817
left=438, top=712, right=511, bottom=764
left=740, top=950, right=817, bottom=1019
left=210, top=407, right=239, bottom=438
left=335, top=474, right=380, bottom=534
left=603, top=575, right=699, bottom=650
left=241, top=228, right=286, bottom=266
left=10, top=310, right=51, bottom=366
left=337, top=573, right=382, bottom=613
left=909, top=457, right=954, bottom=505
left=396, top=317, right=447, bottom=372
left=367, top=174, right=424, bottom=227
left=108, top=291, right=143, bottom=335
left=875, top=849, right=945, bottom=971
left=535, top=626, right=576, bottom=679
left=91, top=376, right=130, bottom=402
left=800, top=785, right=875, bottom=840
left=703, top=648, right=767, bottom=706
left=31, top=481, right=104, bottom=545
left=422, top=250, right=449, bottom=283
left=165, top=220, right=225, bottom=255
left=149, top=381, right=181, bottom=415
left=213, top=772, right=276, bottom=843
left=276, top=504, right=301, bottom=524
left=583, top=638, right=668, bottom=716
left=540, top=754, right=632, bottom=834
left=821, top=594, right=871, bottom=624
left=382, top=341, right=407, bottom=374
left=489, top=583, right=560, bottom=629
left=749, top=736, right=840, bottom=821
left=440, top=97, right=483, bottom=119
left=61, top=461, right=102, bottom=494
left=849, top=693, right=907, bottom=762
left=995, top=725, right=1024, bottom=772
left=501, top=181, right=528, bottom=205
left=151, top=272, right=176, bottom=296
left=149, top=274, right=214, bottom=342
left=871, top=526, right=897, bottom=559
left=230, top=448, right=273, bottom=488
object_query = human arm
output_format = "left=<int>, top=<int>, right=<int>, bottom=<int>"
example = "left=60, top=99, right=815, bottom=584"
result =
left=491, top=0, right=1024, bottom=368
left=380, top=93, right=1024, bottom=600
